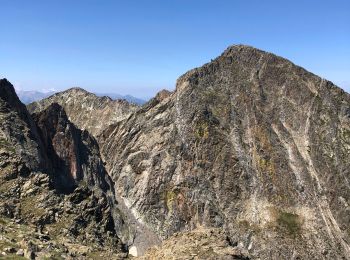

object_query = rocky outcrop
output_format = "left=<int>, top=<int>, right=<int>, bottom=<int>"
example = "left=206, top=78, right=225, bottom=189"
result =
left=28, top=87, right=138, bottom=137
left=32, top=103, right=112, bottom=193
left=141, top=228, right=250, bottom=260
left=99, top=45, right=350, bottom=259
left=0, top=79, right=47, bottom=171
left=0, top=80, right=128, bottom=258
left=0, top=171, right=128, bottom=259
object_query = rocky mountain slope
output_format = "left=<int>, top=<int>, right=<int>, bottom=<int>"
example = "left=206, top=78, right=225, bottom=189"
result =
left=98, top=45, right=350, bottom=259
left=1, top=44, right=350, bottom=259
left=28, top=87, right=138, bottom=137
left=0, top=79, right=129, bottom=259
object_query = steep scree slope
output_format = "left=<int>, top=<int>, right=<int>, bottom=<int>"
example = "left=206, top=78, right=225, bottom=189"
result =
left=99, top=45, right=350, bottom=259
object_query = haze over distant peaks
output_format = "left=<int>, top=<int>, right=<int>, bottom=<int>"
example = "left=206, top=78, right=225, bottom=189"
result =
left=16, top=88, right=147, bottom=105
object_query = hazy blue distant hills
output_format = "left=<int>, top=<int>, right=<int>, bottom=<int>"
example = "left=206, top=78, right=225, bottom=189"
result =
left=96, top=93, right=146, bottom=105
left=16, top=90, right=55, bottom=104
left=16, top=89, right=147, bottom=105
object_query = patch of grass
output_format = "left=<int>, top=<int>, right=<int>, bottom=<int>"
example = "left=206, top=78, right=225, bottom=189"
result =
left=0, top=138, right=16, bottom=153
left=0, top=217, right=8, bottom=225
left=276, top=211, right=301, bottom=236
left=20, top=196, right=45, bottom=218
left=46, top=215, right=73, bottom=239
left=0, top=240, right=17, bottom=253
left=0, top=178, right=16, bottom=193
left=165, top=190, right=176, bottom=213
left=258, top=157, right=275, bottom=176
left=41, top=254, right=65, bottom=260
left=341, top=129, right=350, bottom=143
left=2, top=256, right=27, bottom=260
left=195, top=122, right=209, bottom=139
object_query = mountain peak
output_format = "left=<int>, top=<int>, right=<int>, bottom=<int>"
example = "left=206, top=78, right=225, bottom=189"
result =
left=0, top=78, right=22, bottom=110
left=61, top=87, right=90, bottom=95
left=221, top=44, right=262, bottom=54
left=28, top=87, right=138, bottom=137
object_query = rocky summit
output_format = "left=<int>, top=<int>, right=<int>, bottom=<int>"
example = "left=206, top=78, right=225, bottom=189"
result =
left=28, top=87, right=138, bottom=138
left=1, top=44, right=350, bottom=259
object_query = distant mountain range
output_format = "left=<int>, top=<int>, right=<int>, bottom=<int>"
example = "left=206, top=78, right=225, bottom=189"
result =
left=16, top=90, right=147, bottom=105
left=95, top=92, right=146, bottom=105
left=16, top=90, right=56, bottom=105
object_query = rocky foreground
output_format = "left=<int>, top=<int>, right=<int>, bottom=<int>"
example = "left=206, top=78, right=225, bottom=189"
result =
left=1, top=45, right=350, bottom=259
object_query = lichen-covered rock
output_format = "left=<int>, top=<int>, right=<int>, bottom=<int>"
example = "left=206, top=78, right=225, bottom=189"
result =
left=99, top=45, right=350, bottom=259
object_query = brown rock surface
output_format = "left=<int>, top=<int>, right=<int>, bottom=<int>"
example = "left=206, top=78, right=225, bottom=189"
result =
left=99, top=45, right=350, bottom=259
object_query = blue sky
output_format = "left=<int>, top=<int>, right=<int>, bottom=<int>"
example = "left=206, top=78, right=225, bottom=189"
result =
left=0, top=0, right=349, bottom=98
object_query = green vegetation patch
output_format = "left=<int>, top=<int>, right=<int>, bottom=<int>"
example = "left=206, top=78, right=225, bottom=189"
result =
left=2, top=256, right=27, bottom=260
left=276, top=211, right=302, bottom=236
left=195, top=122, right=209, bottom=139
left=165, top=190, right=176, bottom=213
left=0, top=138, right=16, bottom=153
left=20, top=195, right=46, bottom=218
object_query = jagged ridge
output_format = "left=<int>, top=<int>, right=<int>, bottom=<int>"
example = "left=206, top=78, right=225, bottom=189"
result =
left=28, top=87, right=138, bottom=138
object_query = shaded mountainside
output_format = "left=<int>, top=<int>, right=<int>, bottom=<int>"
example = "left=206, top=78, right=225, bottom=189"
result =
left=99, top=45, right=350, bottom=259
left=32, top=103, right=112, bottom=194
left=0, top=79, right=47, bottom=171
left=28, top=87, right=138, bottom=138
left=0, top=79, right=128, bottom=259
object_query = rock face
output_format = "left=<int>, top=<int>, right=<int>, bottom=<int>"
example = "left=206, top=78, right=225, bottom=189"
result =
left=0, top=79, right=47, bottom=171
left=99, top=45, right=350, bottom=259
left=28, top=87, right=138, bottom=137
left=0, top=79, right=127, bottom=258
left=1, top=44, right=350, bottom=259
left=32, top=103, right=111, bottom=193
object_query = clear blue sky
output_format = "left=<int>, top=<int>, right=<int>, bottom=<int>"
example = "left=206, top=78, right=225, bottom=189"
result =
left=0, top=0, right=349, bottom=98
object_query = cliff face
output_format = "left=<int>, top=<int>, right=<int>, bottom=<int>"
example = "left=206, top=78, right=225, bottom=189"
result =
left=27, top=87, right=138, bottom=138
left=0, top=80, right=128, bottom=258
left=32, top=103, right=113, bottom=193
left=0, top=79, right=47, bottom=171
left=99, top=45, right=350, bottom=259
